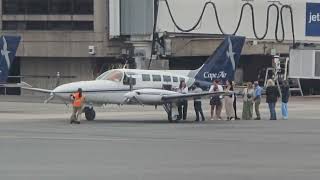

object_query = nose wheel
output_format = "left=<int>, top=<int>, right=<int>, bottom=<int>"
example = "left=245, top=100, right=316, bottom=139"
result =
left=84, top=106, right=96, bottom=121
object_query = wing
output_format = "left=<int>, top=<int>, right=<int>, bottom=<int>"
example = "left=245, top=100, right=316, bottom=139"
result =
left=21, top=86, right=52, bottom=93
left=161, top=91, right=228, bottom=103
left=0, top=81, right=32, bottom=88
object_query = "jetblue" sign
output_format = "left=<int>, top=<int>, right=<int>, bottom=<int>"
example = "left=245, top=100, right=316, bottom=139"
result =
left=306, top=3, right=320, bottom=36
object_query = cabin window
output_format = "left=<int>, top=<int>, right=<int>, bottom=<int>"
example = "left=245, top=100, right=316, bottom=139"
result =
left=152, top=75, right=161, bottom=82
left=142, top=74, right=151, bottom=81
left=163, top=75, right=171, bottom=82
left=179, top=77, right=185, bottom=82
left=172, top=76, right=178, bottom=82
left=123, top=73, right=136, bottom=85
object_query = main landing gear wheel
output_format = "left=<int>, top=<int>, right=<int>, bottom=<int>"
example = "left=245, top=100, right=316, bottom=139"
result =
left=84, top=107, right=96, bottom=121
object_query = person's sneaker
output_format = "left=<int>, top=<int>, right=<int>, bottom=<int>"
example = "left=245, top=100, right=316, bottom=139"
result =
left=235, top=117, right=240, bottom=120
left=202, top=119, right=205, bottom=122
left=210, top=118, right=214, bottom=121
left=195, top=119, right=200, bottom=122
left=74, top=121, right=80, bottom=124
left=254, top=117, right=261, bottom=120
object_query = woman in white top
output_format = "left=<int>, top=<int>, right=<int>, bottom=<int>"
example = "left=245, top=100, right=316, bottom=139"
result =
left=177, top=80, right=188, bottom=120
left=224, top=80, right=235, bottom=120
left=209, top=80, right=223, bottom=120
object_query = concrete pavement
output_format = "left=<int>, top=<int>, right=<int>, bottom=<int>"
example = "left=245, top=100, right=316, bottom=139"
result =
left=0, top=96, right=320, bottom=179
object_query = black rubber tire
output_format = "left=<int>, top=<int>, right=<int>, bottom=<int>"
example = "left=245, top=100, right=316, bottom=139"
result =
left=84, top=107, right=96, bottom=121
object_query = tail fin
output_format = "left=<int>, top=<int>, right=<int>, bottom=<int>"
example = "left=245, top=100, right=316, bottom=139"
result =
left=0, top=35, right=21, bottom=83
left=191, top=35, right=245, bottom=84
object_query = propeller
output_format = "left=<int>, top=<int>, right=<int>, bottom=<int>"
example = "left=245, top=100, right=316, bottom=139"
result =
left=45, top=72, right=61, bottom=104
left=44, top=92, right=55, bottom=104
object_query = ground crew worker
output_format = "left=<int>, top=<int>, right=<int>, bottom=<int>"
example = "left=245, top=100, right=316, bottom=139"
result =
left=70, top=88, right=85, bottom=124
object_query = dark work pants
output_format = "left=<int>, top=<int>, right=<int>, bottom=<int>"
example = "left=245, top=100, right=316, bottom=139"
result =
left=268, top=102, right=277, bottom=120
left=233, top=95, right=238, bottom=119
left=178, top=100, right=188, bottom=120
left=194, top=101, right=205, bottom=121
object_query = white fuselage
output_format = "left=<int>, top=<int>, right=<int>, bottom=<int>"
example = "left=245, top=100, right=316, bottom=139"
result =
left=52, top=69, right=195, bottom=105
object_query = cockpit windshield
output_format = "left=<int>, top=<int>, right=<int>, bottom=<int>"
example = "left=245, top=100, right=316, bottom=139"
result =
left=96, top=70, right=123, bottom=82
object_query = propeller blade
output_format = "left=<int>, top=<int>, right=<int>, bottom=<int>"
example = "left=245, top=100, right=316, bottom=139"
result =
left=44, top=93, right=55, bottom=104
left=131, top=96, right=144, bottom=106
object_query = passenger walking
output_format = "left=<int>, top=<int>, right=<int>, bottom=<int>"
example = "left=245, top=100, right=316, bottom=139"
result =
left=224, top=80, right=235, bottom=120
left=209, top=80, right=223, bottom=120
left=281, top=80, right=290, bottom=120
left=266, top=79, right=280, bottom=120
left=232, top=81, right=240, bottom=120
left=192, top=82, right=205, bottom=122
left=254, top=81, right=262, bottom=120
left=70, top=88, right=85, bottom=124
left=242, top=82, right=254, bottom=120
left=177, top=80, right=188, bottom=120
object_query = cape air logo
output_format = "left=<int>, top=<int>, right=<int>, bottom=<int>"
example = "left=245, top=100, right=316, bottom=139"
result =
left=204, top=71, right=227, bottom=80
left=203, top=37, right=235, bottom=80
left=1, top=36, right=11, bottom=69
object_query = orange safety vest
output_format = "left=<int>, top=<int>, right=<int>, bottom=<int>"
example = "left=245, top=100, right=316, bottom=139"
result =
left=72, top=92, right=85, bottom=107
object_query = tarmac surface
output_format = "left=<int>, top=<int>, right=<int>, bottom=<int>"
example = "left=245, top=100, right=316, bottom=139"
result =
left=1, top=96, right=320, bottom=180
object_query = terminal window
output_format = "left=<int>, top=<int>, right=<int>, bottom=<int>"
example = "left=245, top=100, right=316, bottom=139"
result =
left=2, top=0, right=93, bottom=15
left=2, top=21, right=93, bottom=31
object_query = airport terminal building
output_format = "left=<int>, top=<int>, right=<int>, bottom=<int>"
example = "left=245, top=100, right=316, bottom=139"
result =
left=0, top=0, right=124, bottom=95
left=1, top=0, right=320, bottom=95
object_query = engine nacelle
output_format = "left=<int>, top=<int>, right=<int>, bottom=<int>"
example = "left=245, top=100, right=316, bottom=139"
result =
left=124, top=89, right=178, bottom=105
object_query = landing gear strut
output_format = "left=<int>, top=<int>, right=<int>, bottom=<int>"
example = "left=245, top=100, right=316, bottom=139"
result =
left=84, top=106, right=96, bottom=121
left=163, top=103, right=179, bottom=123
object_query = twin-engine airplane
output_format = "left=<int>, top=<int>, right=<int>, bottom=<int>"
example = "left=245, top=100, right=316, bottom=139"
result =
left=22, top=36, right=245, bottom=122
